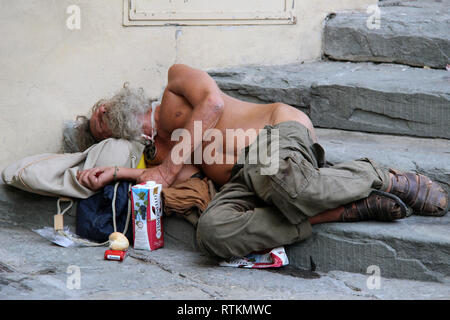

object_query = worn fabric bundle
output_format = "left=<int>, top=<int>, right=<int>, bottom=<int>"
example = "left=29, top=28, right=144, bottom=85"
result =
left=162, top=177, right=211, bottom=214
left=161, top=177, right=216, bottom=227
left=1, top=138, right=144, bottom=199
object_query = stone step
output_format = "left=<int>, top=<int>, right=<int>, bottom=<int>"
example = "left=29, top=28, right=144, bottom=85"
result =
left=287, top=128, right=450, bottom=282
left=316, top=128, right=450, bottom=196
left=165, top=129, right=450, bottom=282
left=1, top=130, right=448, bottom=282
left=286, top=214, right=450, bottom=283
left=209, top=61, right=450, bottom=139
left=2, top=181, right=447, bottom=283
left=164, top=211, right=450, bottom=283
left=323, top=0, right=450, bottom=69
left=164, top=129, right=450, bottom=281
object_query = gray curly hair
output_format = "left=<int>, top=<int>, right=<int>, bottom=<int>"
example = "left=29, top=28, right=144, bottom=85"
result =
left=63, top=85, right=153, bottom=153
left=97, top=85, right=152, bottom=140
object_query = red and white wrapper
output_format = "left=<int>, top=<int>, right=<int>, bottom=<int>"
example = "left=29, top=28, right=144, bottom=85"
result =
left=219, top=246, right=289, bottom=268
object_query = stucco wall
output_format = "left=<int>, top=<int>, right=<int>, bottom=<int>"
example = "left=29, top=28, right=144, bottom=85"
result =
left=0, top=0, right=375, bottom=170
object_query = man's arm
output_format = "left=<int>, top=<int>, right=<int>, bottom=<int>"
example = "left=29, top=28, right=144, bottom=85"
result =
left=77, top=166, right=145, bottom=191
left=77, top=163, right=201, bottom=191
left=141, top=64, right=224, bottom=185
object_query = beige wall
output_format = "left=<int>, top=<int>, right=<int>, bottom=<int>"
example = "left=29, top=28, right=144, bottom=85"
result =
left=0, top=0, right=375, bottom=170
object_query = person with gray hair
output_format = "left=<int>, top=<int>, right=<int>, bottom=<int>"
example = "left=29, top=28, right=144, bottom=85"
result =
left=75, top=64, right=447, bottom=260
left=65, top=82, right=198, bottom=184
left=63, top=84, right=156, bottom=154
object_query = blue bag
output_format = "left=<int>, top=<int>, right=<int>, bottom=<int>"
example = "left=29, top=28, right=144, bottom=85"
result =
left=76, top=181, right=133, bottom=243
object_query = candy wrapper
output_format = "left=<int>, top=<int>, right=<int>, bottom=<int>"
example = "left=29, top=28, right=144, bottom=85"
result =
left=219, top=246, right=289, bottom=268
left=131, top=181, right=164, bottom=251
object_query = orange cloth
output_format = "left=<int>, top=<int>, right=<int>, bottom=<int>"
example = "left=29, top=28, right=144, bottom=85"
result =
left=162, top=177, right=212, bottom=216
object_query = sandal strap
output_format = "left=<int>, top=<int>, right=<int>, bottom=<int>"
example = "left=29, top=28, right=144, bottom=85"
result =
left=342, top=190, right=410, bottom=222
left=390, top=169, right=448, bottom=216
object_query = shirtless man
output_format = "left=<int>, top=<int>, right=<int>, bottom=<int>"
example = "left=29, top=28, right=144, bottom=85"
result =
left=77, top=64, right=448, bottom=259
left=81, top=64, right=316, bottom=187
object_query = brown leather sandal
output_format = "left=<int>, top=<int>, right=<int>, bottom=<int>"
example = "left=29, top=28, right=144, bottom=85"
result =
left=389, top=169, right=449, bottom=217
left=341, top=190, right=411, bottom=222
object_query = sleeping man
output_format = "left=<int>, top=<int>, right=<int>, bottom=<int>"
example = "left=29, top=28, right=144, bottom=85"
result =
left=76, top=64, right=448, bottom=259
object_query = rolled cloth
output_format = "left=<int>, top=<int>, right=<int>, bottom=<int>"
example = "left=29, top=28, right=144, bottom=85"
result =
left=162, top=177, right=216, bottom=227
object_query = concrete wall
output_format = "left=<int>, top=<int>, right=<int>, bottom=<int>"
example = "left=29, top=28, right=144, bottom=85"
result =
left=0, top=0, right=375, bottom=170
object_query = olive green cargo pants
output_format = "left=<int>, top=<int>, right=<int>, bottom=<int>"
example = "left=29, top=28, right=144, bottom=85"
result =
left=197, top=121, right=391, bottom=259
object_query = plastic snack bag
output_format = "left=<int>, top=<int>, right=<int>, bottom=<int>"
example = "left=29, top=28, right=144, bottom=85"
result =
left=219, top=246, right=289, bottom=268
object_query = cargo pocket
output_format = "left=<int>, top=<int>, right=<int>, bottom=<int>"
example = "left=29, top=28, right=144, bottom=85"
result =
left=270, top=152, right=315, bottom=199
left=317, top=167, right=356, bottom=179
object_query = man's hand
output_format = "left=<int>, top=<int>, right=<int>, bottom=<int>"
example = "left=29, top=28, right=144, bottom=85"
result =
left=76, top=166, right=115, bottom=191
left=136, top=166, right=171, bottom=188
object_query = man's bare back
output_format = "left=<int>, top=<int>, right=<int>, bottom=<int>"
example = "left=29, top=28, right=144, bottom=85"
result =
left=81, top=63, right=317, bottom=190
left=77, top=63, right=448, bottom=230
left=149, top=87, right=316, bottom=186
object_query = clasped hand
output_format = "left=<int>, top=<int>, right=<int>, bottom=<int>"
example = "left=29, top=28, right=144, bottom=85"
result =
left=76, top=166, right=115, bottom=191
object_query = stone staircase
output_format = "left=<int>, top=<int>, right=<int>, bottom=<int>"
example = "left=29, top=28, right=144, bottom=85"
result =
left=209, top=62, right=449, bottom=139
left=0, top=0, right=448, bottom=284
left=202, top=0, right=450, bottom=282
left=324, top=0, right=450, bottom=69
